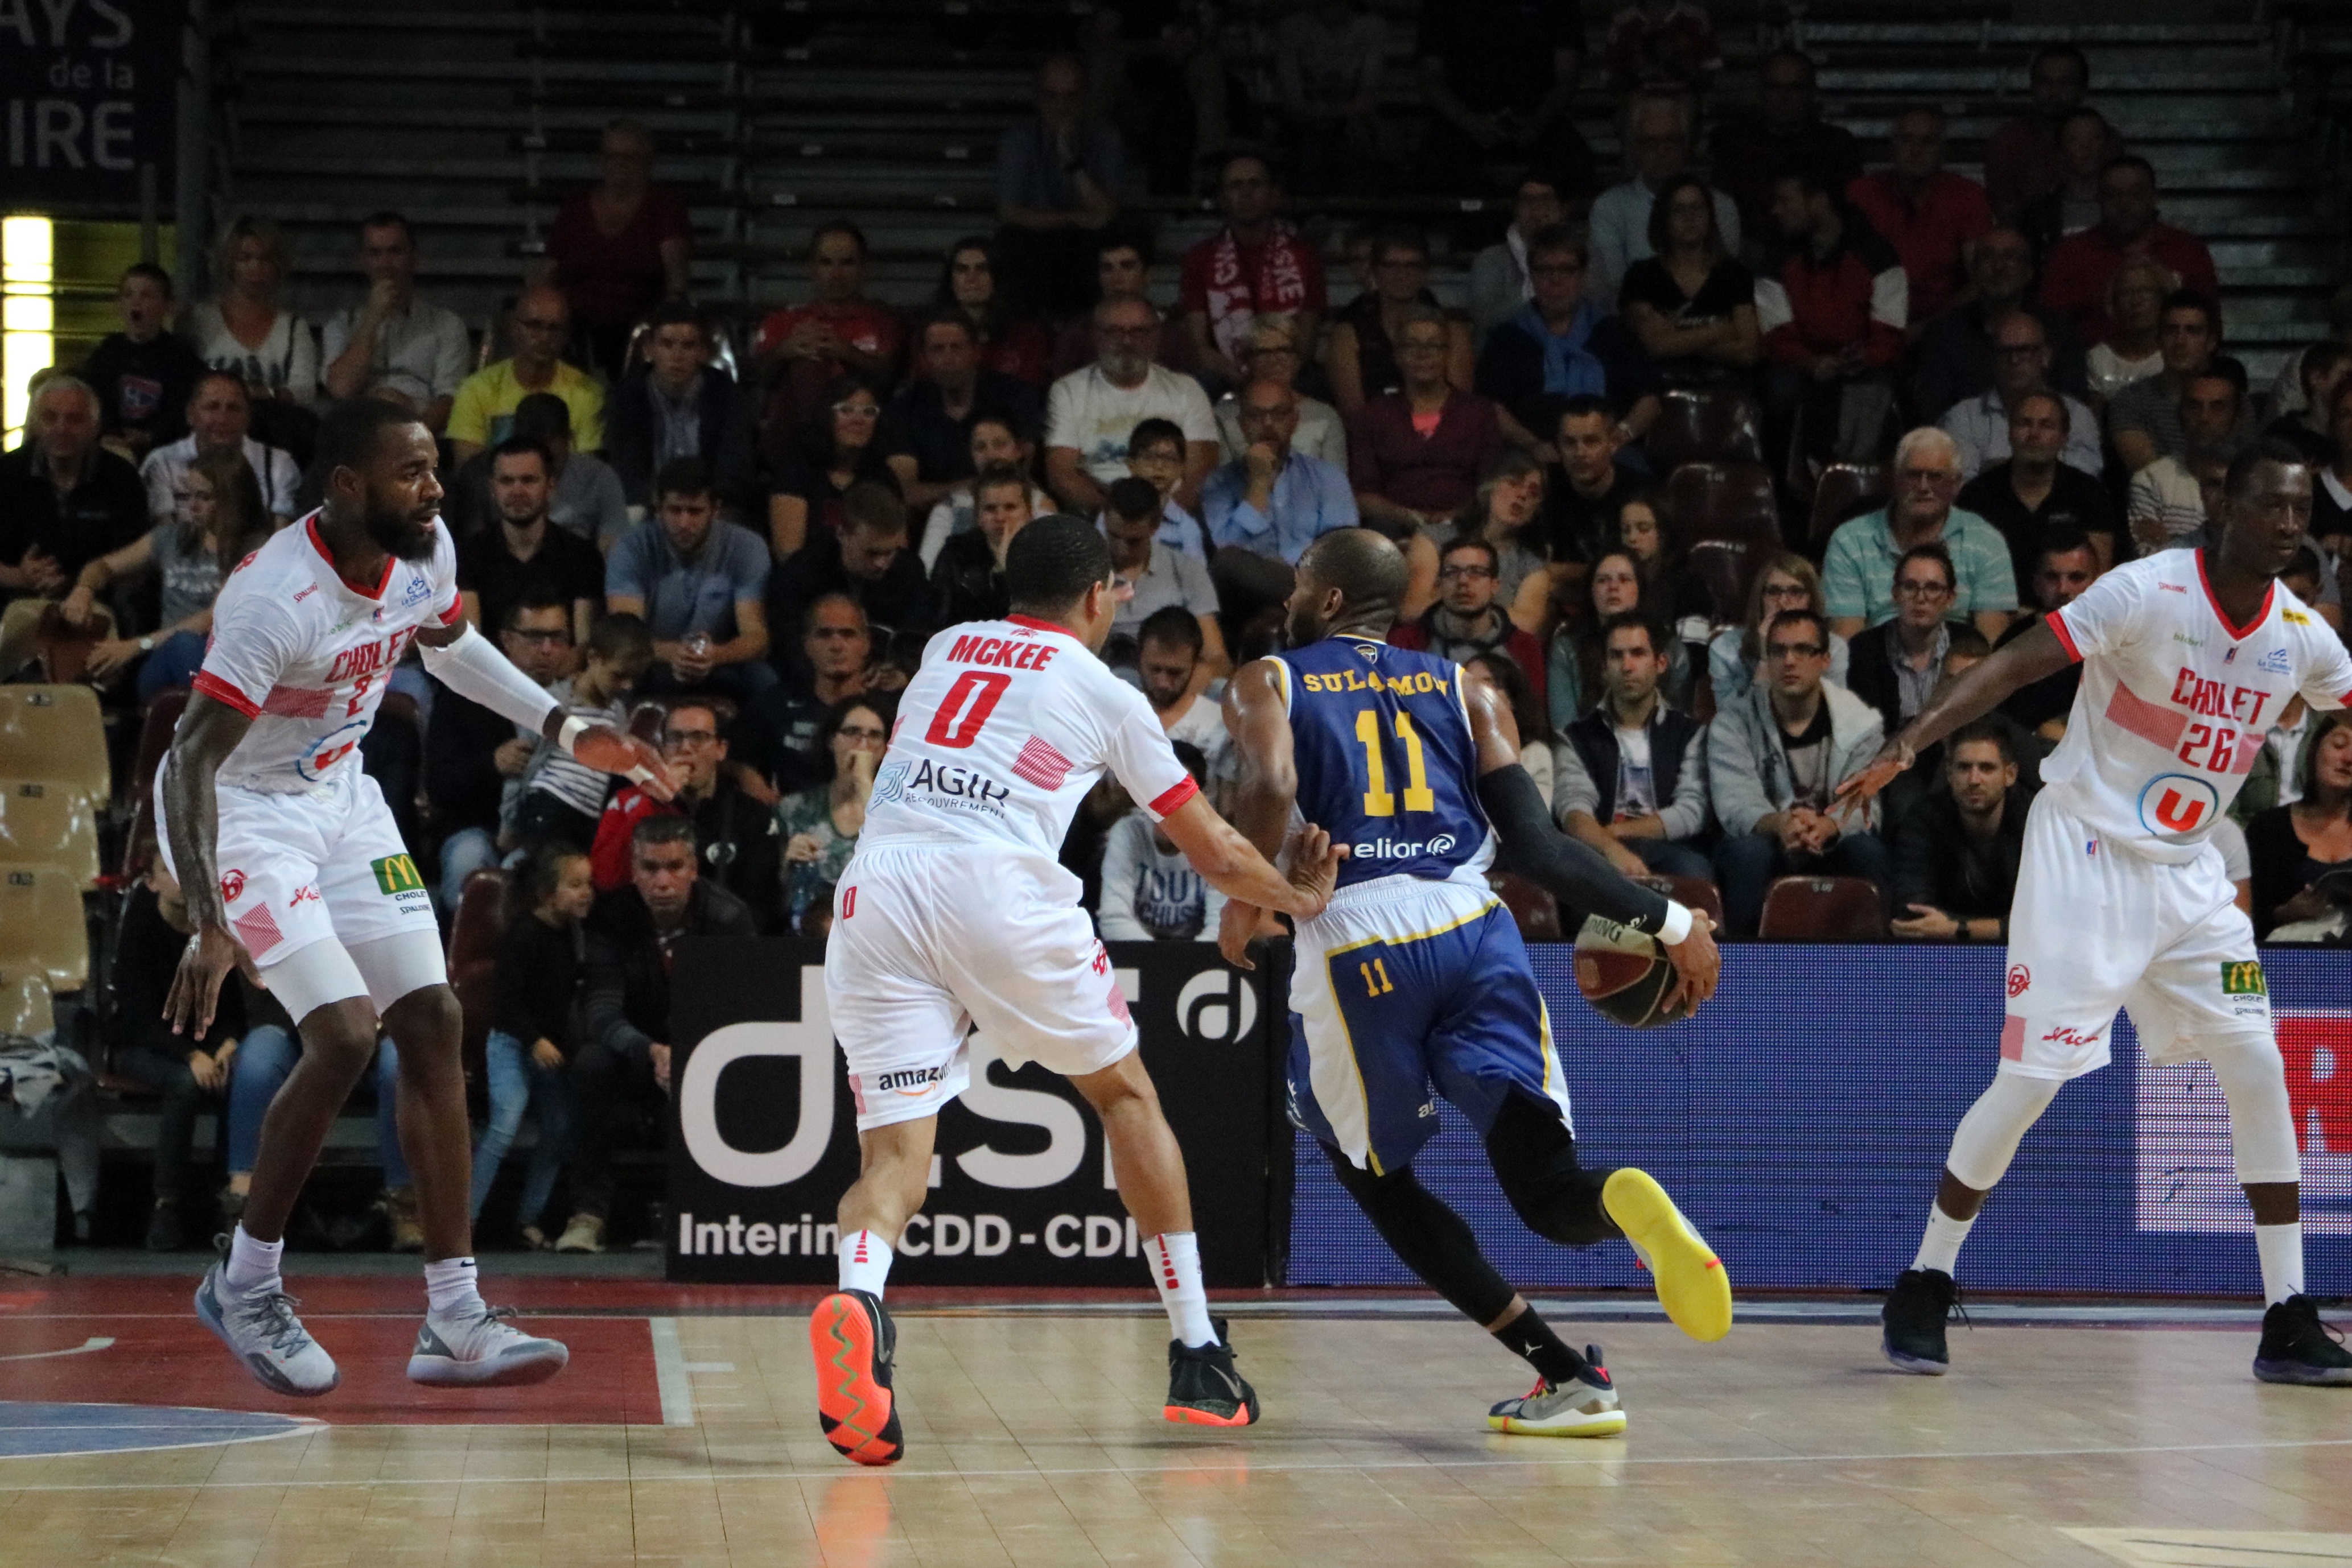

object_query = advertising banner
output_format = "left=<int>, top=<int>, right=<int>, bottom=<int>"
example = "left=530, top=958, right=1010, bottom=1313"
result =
left=1287, top=946, right=2352, bottom=1297
left=3, top=0, right=186, bottom=208
left=665, top=939, right=1282, bottom=1286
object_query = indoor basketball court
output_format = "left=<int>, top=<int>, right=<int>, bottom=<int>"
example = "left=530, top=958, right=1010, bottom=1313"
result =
left=3, top=1270, right=2351, bottom=1566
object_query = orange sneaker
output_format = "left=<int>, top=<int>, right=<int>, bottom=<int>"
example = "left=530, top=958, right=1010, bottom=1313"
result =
left=809, top=1289, right=904, bottom=1464
left=1164, top=1320, right=1259, bottom=1427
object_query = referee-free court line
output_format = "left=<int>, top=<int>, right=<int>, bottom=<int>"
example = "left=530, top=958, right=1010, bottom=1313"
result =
left=6, top=1433, right=2352, bottom=1492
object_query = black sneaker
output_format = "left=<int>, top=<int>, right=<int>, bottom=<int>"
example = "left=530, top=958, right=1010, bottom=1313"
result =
left=809, top=1288, right=904, bottom=1464
left=1165, top=1316, right=1259, bottom=1427
left=2254, top=1295, right=2352, bottom=1386
left=1881, top=1268, right=1960, bottom=1375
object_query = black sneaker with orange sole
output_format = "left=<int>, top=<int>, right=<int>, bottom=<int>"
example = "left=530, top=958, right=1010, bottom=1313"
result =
left=1165, top=1317, right=1260, bottom=1427
left=810, top=1289, right=905, bottom=1464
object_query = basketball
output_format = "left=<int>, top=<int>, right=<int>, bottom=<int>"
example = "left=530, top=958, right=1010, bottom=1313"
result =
left=1574, top=914, right=1692, bottom=1029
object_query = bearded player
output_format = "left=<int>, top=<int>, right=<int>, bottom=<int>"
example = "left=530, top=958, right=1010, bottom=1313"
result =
left=163, top=398, right=671, bottom=1396
left=1842, top=439, right=2352, bottom=1384
left=1220, top=529, right=1728, bottom=1438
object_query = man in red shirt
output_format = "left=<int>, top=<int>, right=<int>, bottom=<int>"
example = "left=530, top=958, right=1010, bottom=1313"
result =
left=2037, top=156, right=2218, bottom=348
left=752, top=221, right=906, bottom=436
left=1847, top=107, right=1992, bottom=329
left=1757, top=170, right=1907, bottom=462
left=1982, top=44, right=2120, bottom=224
left=1177, top=153, right=1327, bottom=389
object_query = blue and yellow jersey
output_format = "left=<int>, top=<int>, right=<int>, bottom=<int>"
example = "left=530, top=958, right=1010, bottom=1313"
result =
left=1271, top=635, right=1495, bottom=890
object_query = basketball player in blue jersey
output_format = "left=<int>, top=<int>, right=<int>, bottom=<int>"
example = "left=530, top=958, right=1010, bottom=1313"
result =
left=1220, top=529, right=1730, bottom=1437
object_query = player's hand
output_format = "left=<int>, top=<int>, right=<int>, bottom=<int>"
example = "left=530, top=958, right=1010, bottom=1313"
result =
left=1662, top=911, right=1720, bottom=1010
left=166, top=922, right=253, bottom=1041
left=1833, top=742, right=1912, bottom=824
left=1280, top=823, right=1348, bottom=921
left=1217, top=899, right=1267, bottom=971
left=574, top=725, right=678, bottom=801
left=532, top=1038, right=565, bottom=1071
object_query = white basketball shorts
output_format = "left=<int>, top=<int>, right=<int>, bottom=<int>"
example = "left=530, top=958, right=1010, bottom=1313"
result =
left=157, top=765, right=444, bottom=978
left=1999, top=793, right=2272, bottom=1080
left=823, top=841, right=1138, bottom=1131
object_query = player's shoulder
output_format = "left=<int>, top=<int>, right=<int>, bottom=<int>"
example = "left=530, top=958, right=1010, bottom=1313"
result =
left=2273, top=580, right=2340, bottom=649
left=215, top=519, right=328, bottom=621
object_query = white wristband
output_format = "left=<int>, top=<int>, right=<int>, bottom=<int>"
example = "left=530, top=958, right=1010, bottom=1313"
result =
left=558, top=715, right=591, bottom=756
left=1656, top=900, right=1694, bottom=947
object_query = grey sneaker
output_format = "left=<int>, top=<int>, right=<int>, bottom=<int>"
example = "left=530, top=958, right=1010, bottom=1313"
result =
left=407, top=1302, right=570, bottom=1388
left=1487, top=1345, right=1626, bottom=1438
left=195, top=1258, right=340, bottom=1397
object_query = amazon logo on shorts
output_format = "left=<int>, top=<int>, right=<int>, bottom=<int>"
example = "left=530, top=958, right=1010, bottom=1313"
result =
left=875, top=1066, right=948, bottom=1095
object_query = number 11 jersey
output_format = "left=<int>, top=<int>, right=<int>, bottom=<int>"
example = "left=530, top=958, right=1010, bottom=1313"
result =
left=1270, top=634, right=1495, bottom=891
left=860, top=614, right=1200, bottom=862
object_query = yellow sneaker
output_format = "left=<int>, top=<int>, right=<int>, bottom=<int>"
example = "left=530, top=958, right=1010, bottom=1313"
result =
left=1602, top=1167, right=1732, bottom=1343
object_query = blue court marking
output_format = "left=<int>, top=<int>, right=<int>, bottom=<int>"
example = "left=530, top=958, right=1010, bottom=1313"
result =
left=0, top=1403, right=318, bottom=1459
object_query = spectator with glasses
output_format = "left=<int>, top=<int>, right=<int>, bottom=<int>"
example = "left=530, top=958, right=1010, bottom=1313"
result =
left=1325, top=227, right=1472, bottom=415
left=425, top=593, right=580, bottom=912
left=1590, top=96, right=1743, bottom=311
left=1043, top=296, right=1220, bottom=515
left=1348, top=306, right=1509, bottom=538
left=1823, top=427, right=2017, bottom=644
left=767, top=371, right=917, bottom=558
left=730, top=593, right=889, bottom=800
left=1475, top=225, right=1660, bottom=448
left=590, top=699, right=783, bottom=931
left=1844, top=541, right=1962, bottom=742
left=1708, top=606, right=1890, bottom=935
left=448, top=286, right=607, bottom=466
left=1387, top=537, right=1547, bottom=707
left=1470, top=174, right=1571, bottom=345
left=775, top=695, right=891, bottom=932
left=1707, top=551, right=1851, bottom=707
left=1203, top=380, right=1358, bottom=568
left=1617, top=172, right=1762, bottom=390
left=1213, top=315, right=1347, bottom=469
left=1936, top=311, right=2100, bottom=482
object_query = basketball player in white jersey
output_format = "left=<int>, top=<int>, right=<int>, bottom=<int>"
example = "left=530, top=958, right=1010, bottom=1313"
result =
left=1839, top=439, right=2352, bottom=1384
left=163, top=398, right=670, bottom=1396
left=811, top=515, right=1345, bottom=1465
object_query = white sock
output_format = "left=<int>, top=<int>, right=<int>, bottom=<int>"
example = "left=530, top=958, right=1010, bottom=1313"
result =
left=1912, top=1206, right=1975, bottom=1276
left=1149, top=1232, right=1216, bottom=1348
left=2255, top=1222, right=2305, bottom=1307
left=225, top=1225, right=283, bottom=1294
left=424, top=1257, right=482, bottom=1317
left=838, top=1229, right=893, bottom=1298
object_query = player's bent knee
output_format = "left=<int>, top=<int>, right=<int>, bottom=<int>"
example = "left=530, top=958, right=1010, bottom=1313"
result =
left=1485, top=1096, right=1617, bottom=1248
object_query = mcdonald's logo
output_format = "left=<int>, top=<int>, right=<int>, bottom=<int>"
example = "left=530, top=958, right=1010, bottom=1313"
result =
left=2221, top=961, right=2268, bottom=998
left=371, top=854, right=425, bottom=896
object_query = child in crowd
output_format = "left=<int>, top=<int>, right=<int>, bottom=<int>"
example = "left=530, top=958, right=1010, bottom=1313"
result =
left=1123, top=416, right=1211, bottom=558
left=508, top=613, right=653, bottom=853
left=469, top=843, right=596, bottom=1245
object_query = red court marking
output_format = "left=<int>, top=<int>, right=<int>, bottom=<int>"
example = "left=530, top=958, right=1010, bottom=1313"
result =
left=0, top=1278, right=663, bottom=1425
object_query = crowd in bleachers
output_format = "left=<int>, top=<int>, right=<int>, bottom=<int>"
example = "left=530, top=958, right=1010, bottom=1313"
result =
left=6, top=10, right=2352, bottom=1252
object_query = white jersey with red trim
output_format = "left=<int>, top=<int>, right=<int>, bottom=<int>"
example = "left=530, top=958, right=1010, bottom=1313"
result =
left=2043, top=549, right=2352, bottom=864
left=192, top=511, right=462, bottom=794
left=859, top=614, right=1198, bottom=863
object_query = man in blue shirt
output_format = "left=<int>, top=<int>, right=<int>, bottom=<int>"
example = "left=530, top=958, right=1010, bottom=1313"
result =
left=1201, top=379, right=1358, bottom=633
left=605, top=457, right=774, bottom=703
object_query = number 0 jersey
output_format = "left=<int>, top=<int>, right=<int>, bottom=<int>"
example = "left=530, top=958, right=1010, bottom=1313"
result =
left=1270, top=634, right=1495, bottom=890
left=859, top=614, right=1199, bottom=862
left=192, top=511, right=463, bottom=794
left=2044, top=549, right=2352, bottom=864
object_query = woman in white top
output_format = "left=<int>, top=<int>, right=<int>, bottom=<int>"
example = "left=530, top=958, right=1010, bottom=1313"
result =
left=917, top=412, right=1054, bottom=568
left=2085, top=257, right=2172, bottom=406
left=186, top=216, right=320, bottom=407
left=1706, top=550, right=1852, bottom=707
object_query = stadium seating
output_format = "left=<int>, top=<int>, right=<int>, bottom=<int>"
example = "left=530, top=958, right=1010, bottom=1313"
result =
left=127, top=691, right=189, bottom=812
left=1665, top=462, right=1781, bottom=552
left=447, top=868, right=510, bottom=1063
left=1682, top=538, right=1758, bottom=628
left=1647, top=388, right=1765, bottom=469
left=1757, top=877, right=1888, bottom=943
left=1491, top=873, right=1564, bottom=943
left=0, top=687, right=109, bottom=812
left=1810, top=463, right=1892, bottom=551
left=0, top=866, right=90, bottom=993
left=0, top=782, right=103, bottom=889
left=0, top=973, right=51, bottom=1038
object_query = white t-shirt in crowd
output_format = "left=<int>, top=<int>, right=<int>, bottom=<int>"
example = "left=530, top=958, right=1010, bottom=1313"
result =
left=1044, top=364, right=1218, bottom=488
left=141, top=434, right=303, bottom=526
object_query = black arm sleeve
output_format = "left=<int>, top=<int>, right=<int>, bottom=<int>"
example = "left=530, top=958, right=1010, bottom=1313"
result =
left=1477, top=763, right=1675, bottom=935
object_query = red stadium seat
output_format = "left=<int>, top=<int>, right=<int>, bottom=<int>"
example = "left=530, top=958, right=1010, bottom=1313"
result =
left=447, top=868, right=510, bottom=1062
left=1664, top=462, right=1781, bottom=552
left=1491, top=872, right=1563, bottom=942
left=1647, top=387, right=1765, bottom=467
left=1665, top=877, right=1727, bottom=932
left=1757, top=877, right=1887, bottom=942
left=129, top=690, right=188, bottom=813
left=1810, top=463, right=1891, bottom=550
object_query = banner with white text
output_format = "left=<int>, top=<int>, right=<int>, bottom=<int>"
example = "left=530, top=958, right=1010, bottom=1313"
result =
left=3, top=0, right=185, bottom=208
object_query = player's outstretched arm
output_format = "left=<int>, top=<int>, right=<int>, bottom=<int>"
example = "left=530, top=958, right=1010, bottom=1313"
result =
left=413, top=620, right=677, bottom=799
left=1835, top=618, right=2073, bottom=819
left=1156, top=793, right=1346, bottom=924
left=163, top=694, right=258, bottom=1040
left=1465, top=680, right=1720, bottom=1008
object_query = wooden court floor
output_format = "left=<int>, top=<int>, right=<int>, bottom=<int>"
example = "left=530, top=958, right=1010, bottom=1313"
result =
left=5, top=1286, right=2352, bottom=1567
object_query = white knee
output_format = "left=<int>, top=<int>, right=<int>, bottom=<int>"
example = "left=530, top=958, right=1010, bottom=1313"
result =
left=2204, top=1035, right=2302, bottom=1187
left=1946, top=1071, right=2063, bottom=1191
